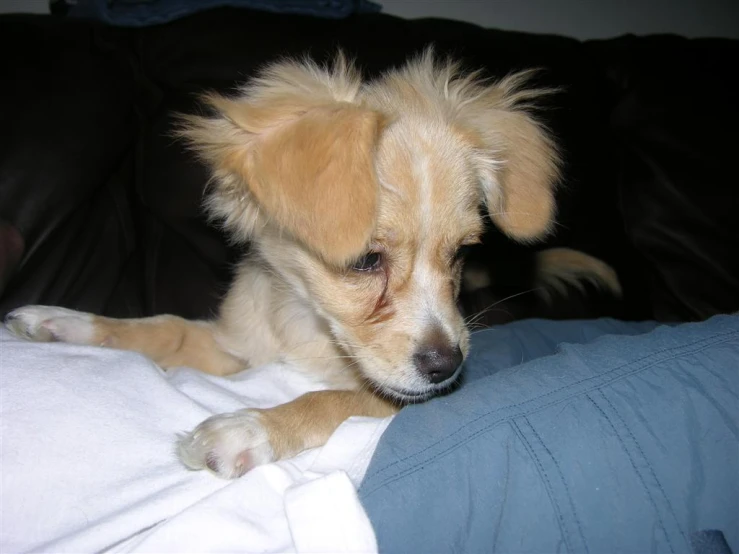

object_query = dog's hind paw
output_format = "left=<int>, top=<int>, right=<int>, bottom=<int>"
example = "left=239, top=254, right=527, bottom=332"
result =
left=4, top=305, right=96, bottom=344
left=177, top=409, right=275, bottom=479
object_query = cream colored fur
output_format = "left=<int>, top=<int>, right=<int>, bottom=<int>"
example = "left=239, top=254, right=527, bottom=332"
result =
left=6, top=49, right=571, bottom=479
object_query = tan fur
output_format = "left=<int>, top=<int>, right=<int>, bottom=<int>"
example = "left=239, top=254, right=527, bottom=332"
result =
left=91, top=315, right=245, bottom=377
left=177, top=56, right=386, bottom=266
left=535, top=247, right=623, bottom=301
left=7, top=49, right=566, bottom=478
left=367, top=54, right=561, bottom=241
left=256, top=390, right=398, bottom=459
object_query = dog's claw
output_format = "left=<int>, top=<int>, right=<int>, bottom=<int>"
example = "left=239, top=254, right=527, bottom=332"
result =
left=177, top=409, right=275, bottom=479
left=4, top=306, right=95, bottom=344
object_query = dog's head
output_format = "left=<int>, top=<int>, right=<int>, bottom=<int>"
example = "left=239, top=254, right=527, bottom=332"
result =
left=180, top=50, right=560, bottom=401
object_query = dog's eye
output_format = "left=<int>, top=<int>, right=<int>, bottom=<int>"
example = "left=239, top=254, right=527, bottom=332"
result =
left=352, top=252, right=383, bottom=272
left=452, top=244, right=474, bottom=265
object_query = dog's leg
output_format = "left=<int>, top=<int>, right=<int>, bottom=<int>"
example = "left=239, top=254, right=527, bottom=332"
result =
left=177, top=389, right=399, bottom=478
left=4, top=306, right=244, bottom=376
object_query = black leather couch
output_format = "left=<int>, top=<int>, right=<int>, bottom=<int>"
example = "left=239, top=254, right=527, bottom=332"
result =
left=1, top=8, right=738, bottom=325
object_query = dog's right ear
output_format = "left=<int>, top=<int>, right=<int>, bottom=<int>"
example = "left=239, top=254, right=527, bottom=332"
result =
left=178, top=58, right=386, bottom=267
left=462, top=71, right=562, bottom=243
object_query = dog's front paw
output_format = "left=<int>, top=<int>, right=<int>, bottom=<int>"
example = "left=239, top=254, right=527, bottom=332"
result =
left=4, top=305, right=96, bottom=344
left=177, top=409, right=275, bottom=479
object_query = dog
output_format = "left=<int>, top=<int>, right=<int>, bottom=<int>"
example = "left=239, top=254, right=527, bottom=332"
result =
left=4, top=49, right=618, bottom=479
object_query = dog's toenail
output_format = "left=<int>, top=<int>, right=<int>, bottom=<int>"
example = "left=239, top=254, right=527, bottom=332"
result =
left=205, top=452, right=220, bottom=472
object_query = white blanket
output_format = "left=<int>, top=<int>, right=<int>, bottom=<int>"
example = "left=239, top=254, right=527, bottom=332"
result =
left=0, top=327, right=392, bottom=553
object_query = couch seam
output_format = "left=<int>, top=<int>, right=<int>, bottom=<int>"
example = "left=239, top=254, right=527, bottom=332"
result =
left=512, top=418, right=576, bottom=554
left=523, top=415, right=589, bottom=554
left=586, top=391, right=675, bottom=554
left=600, top=389, right=689, bottom=548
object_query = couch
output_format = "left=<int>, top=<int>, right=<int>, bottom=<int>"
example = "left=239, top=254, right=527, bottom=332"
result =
left=2, top=7, right=738, bottom=325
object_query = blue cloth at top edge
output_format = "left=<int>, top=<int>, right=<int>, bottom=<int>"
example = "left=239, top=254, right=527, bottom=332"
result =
left=63, top=0, right=382, bottom=26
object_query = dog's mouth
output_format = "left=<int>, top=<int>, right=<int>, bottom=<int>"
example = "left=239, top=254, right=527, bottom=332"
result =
left=376, top=365, right=463, bottom=404
left=383, top=386, right=436, bottom=403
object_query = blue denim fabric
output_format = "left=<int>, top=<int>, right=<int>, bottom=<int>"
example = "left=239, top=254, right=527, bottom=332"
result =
left=359, top=316, right=739, bottom=554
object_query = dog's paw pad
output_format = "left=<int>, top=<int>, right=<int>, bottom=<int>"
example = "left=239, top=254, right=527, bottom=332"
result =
left=4, top=306, right=95, bottom=344
left=177, top=410, right=274, bottom=479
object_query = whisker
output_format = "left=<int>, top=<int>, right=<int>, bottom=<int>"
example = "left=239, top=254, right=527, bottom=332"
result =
left=463, top=288, right=543, bottom=327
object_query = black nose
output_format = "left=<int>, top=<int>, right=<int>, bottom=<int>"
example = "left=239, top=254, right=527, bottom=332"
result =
left=413, top=342, right=463, bottom=384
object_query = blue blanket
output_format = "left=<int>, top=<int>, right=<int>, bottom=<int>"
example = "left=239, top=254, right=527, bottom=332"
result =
left=61, top=0, right=381, bottom=26
left=359, top=316, right=739, bottom=554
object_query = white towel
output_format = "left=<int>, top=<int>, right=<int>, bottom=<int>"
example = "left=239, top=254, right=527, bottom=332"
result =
left=0, top=328, right=391, bottom=553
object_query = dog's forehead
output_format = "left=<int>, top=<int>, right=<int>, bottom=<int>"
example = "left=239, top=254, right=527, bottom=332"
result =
left=374, top=119, right=483, bottom=243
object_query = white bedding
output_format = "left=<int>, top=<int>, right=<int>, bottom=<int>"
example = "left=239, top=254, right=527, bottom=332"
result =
left=0, top=327, right=391, bottom=553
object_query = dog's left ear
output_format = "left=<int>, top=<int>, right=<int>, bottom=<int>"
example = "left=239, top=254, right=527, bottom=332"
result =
left=228, top=101, right=386, bottom=266
left=177, top=57, right=386, bottom=266
left=462, top=73, right=561, bottom=242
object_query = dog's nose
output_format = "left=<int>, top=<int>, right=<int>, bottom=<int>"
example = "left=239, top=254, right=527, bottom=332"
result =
left=413, top=342, right=463, bottom=384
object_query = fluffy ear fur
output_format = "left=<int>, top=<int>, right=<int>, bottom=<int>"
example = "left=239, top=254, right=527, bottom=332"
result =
left=390, top=51, right=561, bottom=241
left=178, top=57, right=385, bottom=266
left=466, top=70, right=561, bottom=241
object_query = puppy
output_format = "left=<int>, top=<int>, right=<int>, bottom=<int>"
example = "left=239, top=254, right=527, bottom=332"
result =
left=6, top=50, right=565, bottom=479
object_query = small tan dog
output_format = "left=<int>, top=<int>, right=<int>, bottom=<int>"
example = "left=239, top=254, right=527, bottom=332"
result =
left=5, top=50, right=607, bottom=478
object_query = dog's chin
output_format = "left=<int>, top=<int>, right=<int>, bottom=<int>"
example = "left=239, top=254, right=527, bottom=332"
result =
left=371, top=366, right=463, bottom=405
